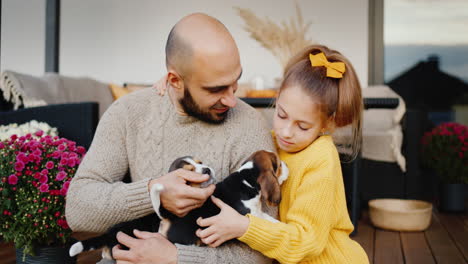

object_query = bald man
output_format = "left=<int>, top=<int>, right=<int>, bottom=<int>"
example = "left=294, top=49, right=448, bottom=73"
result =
left=65, top=13, right=275, bottom=264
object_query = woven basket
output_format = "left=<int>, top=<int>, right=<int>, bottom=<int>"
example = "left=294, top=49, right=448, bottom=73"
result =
left=368, top=199, right=433, bottom=232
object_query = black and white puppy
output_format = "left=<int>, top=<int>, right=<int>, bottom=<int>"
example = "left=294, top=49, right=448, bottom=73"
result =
left=69, top=150, right=288, bottom=259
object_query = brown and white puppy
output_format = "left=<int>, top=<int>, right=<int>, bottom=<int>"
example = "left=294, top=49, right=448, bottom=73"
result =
left=69, top=150, right=288, bottom=258
left=153, top=156, right=216, bottom=220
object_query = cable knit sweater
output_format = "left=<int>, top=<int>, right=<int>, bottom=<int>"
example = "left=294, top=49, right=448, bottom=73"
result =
left=239, top=135, right=369, bottom=264
left=65, top=88, right=275, bottom=264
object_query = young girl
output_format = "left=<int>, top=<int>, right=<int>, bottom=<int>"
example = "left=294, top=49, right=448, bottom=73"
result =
left=192, top=45, right=369, bottom=264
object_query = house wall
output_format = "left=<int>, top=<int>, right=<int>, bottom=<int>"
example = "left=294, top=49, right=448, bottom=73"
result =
left=1, top=0, right=369, bottom=87
left=0, top=0, right=46, bottom=76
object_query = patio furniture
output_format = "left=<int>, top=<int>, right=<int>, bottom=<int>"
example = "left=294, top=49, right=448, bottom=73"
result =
left=0, top=102, right=99, bottom=149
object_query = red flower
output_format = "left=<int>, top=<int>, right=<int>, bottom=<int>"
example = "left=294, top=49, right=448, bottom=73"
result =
left=68, top=158, right=77, bottom=167
left=59, top=158, right=68, bottom=166
left=16, top=152, right=28, bottom=163
left=60, top=187, right=68, bottom=196
left=45, top=161, right=54, bottom=169
left=33, top=172, right=42, bottom=179
left=8, top=174, right=18, bottom=185
left=77, top=146, right=86, bottom=155
left=32, top=149, right=42, bottom=156
left=55, top=171, right=67, bottom=181
left=34, top=130, right=44, bottom=137
left=57, top=219, right=69, bottom=229
left=63, top=181, right=70, bottom=189
left=39, top=183, right=49, bottom=193
left=14, top=161, right=25, bottom=171
left=51, top=151, right=61, bottom=159
left=39, top=174, right=48, bottom=184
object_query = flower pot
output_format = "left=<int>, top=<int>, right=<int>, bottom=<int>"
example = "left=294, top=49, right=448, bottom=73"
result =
left=439, top=184, right=466, bottom=213
left=15, top=245, right=76, bottom=264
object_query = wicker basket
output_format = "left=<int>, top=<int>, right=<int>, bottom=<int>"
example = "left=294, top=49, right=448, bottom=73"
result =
left=368, top=199, right=433, bottom=232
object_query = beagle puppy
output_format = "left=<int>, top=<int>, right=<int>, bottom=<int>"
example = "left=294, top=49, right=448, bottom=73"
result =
left=69, top=150, right=288, bottom=259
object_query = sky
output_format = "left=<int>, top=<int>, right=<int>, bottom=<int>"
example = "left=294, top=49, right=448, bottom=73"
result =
left=385, top=0, right=468, bottom=45
left=384, top=0, right=468, bottom=82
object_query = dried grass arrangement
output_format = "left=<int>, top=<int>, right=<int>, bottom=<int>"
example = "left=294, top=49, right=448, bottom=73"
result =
left=234, top=1, right=313, bottom=70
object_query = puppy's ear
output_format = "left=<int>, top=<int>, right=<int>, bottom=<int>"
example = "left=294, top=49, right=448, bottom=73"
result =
left=253, top=151, right=281, bottom=205
left=258, top=171, right=281, bottom=205
left=168, top=156, right=192, bottom=172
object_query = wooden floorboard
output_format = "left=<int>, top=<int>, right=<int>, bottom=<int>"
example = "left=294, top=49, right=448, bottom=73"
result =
left=374, top=229, right=404, bottom=264
left=400, top=232, right=436, bottom=264
left=352, top=213, right=375, bottom=264
left=425, top=212, right=466, bottom=264
left=437, top=213, right=468, bottom=262
left=0, top=242, right=15, bottom=264
left=461, top=214, right=468, bottom=230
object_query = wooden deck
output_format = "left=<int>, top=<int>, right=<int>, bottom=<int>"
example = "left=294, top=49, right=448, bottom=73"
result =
left=1, top=209, right=467, bottom=264
left=353, top=209, right=468, bottom=264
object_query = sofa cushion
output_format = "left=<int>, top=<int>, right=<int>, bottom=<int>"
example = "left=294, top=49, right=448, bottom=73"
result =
left=0, top=70, right=113, bottom=117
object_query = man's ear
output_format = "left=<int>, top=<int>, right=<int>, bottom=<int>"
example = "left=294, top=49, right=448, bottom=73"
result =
left=167, top=71, right=184, bottom=93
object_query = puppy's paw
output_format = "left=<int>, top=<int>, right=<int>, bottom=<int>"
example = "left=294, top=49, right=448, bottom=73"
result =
left=278, top=161, right=289, bottom=185
left=69, top=242, right=84, bottom=257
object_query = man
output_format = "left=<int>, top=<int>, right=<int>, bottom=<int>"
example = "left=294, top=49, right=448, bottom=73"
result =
left=65, top=13, right=275, bottom=264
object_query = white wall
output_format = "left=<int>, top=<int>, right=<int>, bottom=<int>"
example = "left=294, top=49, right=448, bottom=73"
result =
left=1, top=0, right=46, bottom=76
left=1, top=0, right=368, bottom=87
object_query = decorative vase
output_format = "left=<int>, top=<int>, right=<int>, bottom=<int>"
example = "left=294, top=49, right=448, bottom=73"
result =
left=15, top=245, right=76, bottom=264
left=439, top=183, right=466, bottom=212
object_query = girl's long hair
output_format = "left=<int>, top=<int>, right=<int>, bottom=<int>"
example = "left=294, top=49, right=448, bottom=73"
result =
left=280, top=44, right=363, bottom=160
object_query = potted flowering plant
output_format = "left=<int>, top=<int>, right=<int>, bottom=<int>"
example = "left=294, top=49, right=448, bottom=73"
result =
left=421, top=122, right=468, bottom=212
left=0, top=128, right=86, bottom=261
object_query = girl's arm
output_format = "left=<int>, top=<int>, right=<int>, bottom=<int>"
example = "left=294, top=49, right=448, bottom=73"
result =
left=198, top=162, right=339, bottom=264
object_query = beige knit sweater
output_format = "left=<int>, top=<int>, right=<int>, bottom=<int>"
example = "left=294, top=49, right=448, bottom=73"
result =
left=65, top=88, right=275, bottom=264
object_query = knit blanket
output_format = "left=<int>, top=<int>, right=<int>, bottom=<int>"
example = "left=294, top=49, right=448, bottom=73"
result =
left=0, top=70, right=113, bottom=117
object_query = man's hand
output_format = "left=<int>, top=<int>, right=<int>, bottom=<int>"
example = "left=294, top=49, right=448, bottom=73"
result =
left=196, top=196, right=249, bottom=248
left=113, top=230, right=177, bottom=264
left=149, top=169, right=215, bottom=217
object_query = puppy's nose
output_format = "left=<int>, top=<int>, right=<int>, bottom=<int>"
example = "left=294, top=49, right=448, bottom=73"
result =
left=200, top=168, right=216, bottom=188
left=202, top=168, right=212, bottom=176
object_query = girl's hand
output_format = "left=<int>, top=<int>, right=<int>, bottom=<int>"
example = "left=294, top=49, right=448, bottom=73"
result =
left=153, top=75, right=168, bottom=96
left=196, top=196, right=249, bottom=248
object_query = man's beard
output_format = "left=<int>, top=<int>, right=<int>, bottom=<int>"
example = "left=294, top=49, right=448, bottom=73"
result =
left=179, top=87, right=229, bottom=124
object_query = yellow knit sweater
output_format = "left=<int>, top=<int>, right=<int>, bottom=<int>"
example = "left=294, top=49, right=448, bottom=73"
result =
left=238, top=135, right=369, bottom=264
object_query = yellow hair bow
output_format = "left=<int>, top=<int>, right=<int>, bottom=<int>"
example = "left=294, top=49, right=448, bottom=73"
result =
left=309, top=52, right=346, bottom=79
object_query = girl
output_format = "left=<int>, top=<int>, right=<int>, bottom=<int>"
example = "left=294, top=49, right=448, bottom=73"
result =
left=193, top=45, right=369, bottom=264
